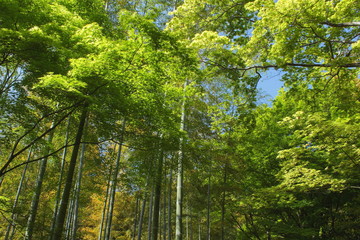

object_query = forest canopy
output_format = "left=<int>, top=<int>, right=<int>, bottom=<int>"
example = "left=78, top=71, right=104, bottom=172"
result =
left=0, top=0, right=359, bottom=239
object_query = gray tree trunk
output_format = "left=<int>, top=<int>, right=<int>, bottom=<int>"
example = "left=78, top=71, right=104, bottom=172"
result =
left=65, top=193, right=75, bottom=239
left=147, top=185, right=154, bottom=240
left=186, top=203, right=189, bottom=240
left=163, top=168, right=167, bottom=240
left=50, top=117, right=71, bottom=239
left=221, top=166, right=227, bottom=240
left=98, top=165, right=112, bottom=240
left=25, top=121, right=55, bottom=240
left=206, top=174, right=211, bottom=240
left=104, top=120, right=126, bottom=240
left=152, top=143, right=164, bottom=240
left=133, top=198, right=140, bottom=240
left=70, top=137, right=87, bottom=239
left=168, top=168, right=172, bottom=240
left=198, top=225, right=201, bottom=240
left=137, top=196, right=146, bottom=240
left=176, top=81, right=187, bottom=240
left=5, top=149, right=32, bottom=240
left=52, top=105, right=88, bottom=240
left=138, top=173, right=151, bottom=240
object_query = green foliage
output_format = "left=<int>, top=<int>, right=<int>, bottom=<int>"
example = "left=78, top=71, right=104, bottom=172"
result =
left=1, top=0, right=359, bottom=239
left=243, top=0, right=360, bottom=68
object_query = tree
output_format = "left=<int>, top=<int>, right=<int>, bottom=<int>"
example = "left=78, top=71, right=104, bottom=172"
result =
left=243, top=0, right=360, bottom=70
left=1, top=0, right=359, bottom=239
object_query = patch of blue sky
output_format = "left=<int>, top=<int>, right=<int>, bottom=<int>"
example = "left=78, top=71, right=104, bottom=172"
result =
left=256, top=69, right=284, bottom=105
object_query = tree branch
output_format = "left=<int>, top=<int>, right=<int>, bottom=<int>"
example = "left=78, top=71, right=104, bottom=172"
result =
left=321, top=21, right=360, bottom=27
left=0, top=103, right=82, bottom=177
left=0, top=143, right=76, bottom=177
left=206, top=59, right=360, bottom=72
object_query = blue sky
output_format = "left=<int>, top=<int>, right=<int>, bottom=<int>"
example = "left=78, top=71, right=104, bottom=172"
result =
left=257, top=69, right=284, bottom=104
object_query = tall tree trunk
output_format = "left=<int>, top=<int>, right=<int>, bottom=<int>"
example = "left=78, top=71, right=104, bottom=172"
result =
left=206, top=174, right=211, bottom=240
left=103, top=148, right=115, bottom=240
left=50, top=117, right=71, bottom=239
left=168, top=168, right=173, bottom=240
left=221, top=165, right=227, bottom=240
left=152, top=142, right=164, bottom=240
left=186, top=203, right=189, bottom=240
left=98, top=165, right=112, bottom=240
left=65, top=193, right=75, bottom=239
left=5, top=149, right=32, bottom=240
left=25, top=121, right=55, bottom=240
left=133, top=198, right=140, bottom=240
left=190, top=216, right=193, bottom=240
left=104, top=0, right=109, bottom=11
left=70, top=136, right=87, bottom=240
left=104, top=120, right=126, bottom=240
left=198, top=224, right=201, bottom=240
left=148, top=185, right=155, bottom=240
left=137, top=173, right=151, bottom=240
left=175, top=137, right=184, bottom=240
left=163, top=168, right=167, bottom=240
left=52, top=105, right=88, bottom=240
left=176, top=81, right=187, bottom=240
left=137, top=195, right=147, bottom=240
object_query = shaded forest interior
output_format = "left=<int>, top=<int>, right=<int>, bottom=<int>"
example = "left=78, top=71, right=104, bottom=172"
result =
left=0, top=0, right=359, bottom=239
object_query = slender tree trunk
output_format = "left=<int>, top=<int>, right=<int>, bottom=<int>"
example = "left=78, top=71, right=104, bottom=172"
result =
left=65, top=193, right=75, bottom=240
left=152, top=143, right=164, bottom=240
left=50, top=117, right=71, bottom=239
left=103, top=147, right=116, bottom=240
left=159, top=207, right=162, bottom=240
left=137, top=174, right=151, bottom=240
left=175, top=138, right=184, bottom=240
left=198, top=225, right=201, bottom=240
left=104, top=120, right=126, bottom=240
left=163, top=168, right=167, bottom=240
left=186, top=203, right=189, bottom=240
left=190, top=216, right=193, bottom=240
left=176, top=81, right=187, bottom=240
left=104, top=0, right=109, bottom=11
left=70, top=136, right=87, bottom=240
left=137, top=195, right=147, bottom=240
left=133, top=198, right=140, bottom=240
left=148, top=185, right=155, bottom=240
left=52, top=105, right=88, bottom=240
left=25, top=121, right=55, bottom=240
left=221, top=165, right=227, bottom=240
left=168, top=168, right=172, bottom=240
left=5, top=149, right=32, bottom=240
left=99, top=165, right=112, bottom=240
left=206, top=174, right=211, bottom=240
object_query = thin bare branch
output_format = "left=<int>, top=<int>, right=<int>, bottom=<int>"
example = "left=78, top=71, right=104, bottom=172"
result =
left=321, top=21, right=360, bottom=27
left=0, top=103, right=81, bottom=176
